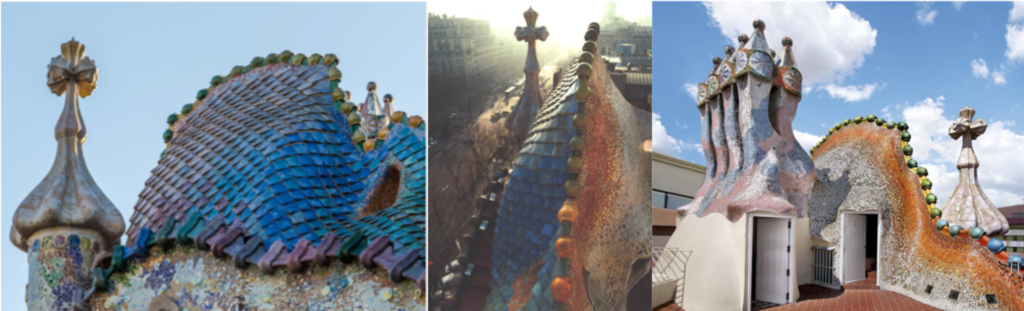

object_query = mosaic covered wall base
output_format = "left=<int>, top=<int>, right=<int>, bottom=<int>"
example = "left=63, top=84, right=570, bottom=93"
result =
left=27, top=231, right=103, bottom=311
left=92, top=246, right=423, bottom=311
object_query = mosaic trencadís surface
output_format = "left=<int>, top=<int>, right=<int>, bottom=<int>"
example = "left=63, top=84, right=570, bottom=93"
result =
left=97, top=51, right=426, bottom=310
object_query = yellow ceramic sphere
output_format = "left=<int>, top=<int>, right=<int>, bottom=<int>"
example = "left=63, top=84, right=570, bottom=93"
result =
left=391, top=111, right=406, bottom=124
left=409, top=115, right=423, bottom=128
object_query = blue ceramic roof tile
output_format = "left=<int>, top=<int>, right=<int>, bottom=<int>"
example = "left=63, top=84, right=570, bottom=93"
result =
left=485, top=62, right=582, bottom=307
left=126, top=63, right=426, bottom=266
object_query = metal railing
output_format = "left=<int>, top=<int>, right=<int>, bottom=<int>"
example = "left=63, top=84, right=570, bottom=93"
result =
left=653, top=247, right=692, bottom=306
left=811, top=246, right=841, bottom=289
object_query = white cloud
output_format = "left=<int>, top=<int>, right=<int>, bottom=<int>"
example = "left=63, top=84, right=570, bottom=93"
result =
left=793, top=130, right=821, bottom=153
left=653, top=113, right=683, bottom=155
left=703, top=2, right=877, bottom=85
left=953, top=1, right=965, bottom=10
left=1007, top=23, right=1024, bottom=62
left=971, top=58, right=990, bottom=78
left=1008, top=2, right=1024, bottom=62
left=1011, top=1, right=1024, bottom=22
left=993, top=70, right=1008, bottom=85
left=821, top=83, right=880, bottom=102
left=969, top=58, right=1009, bottom=84
left=684, top=83, right=699, bottom=103
left=897, top=96, right=1024, bottom=206
left=916, top=2, right=939, bottom=25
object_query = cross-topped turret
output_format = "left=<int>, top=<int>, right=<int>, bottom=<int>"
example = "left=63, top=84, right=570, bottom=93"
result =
left=505, top=6, right=550, bottom=140
left=940, top=105, right=1008, bottom=235
left=13, top=38, right=124, bottom=310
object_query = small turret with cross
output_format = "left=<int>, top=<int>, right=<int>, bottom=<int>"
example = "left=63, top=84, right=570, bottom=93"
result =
left=940, top=105, right=1009, bottom=235
left=11, top=38, right=124, bottom=310
left=505, top=7, right=550, bottom=140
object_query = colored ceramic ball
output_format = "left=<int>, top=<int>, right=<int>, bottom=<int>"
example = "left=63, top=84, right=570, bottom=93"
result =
left=410, top=115, right=424, bottom=128
left=901, top=131, right=912, bottom=142
left=886, top=121, right=896, bottom=129
left=181, top=103, right=193, bottom=115
left=197, top=89, right=208, bottom=100
left=866, top=115, right=877, bottom=122
left=854, top=116, right=864, bottom=124
left=907, top=159, right=918, bottom=168
left=876, top=118, right=885, bottom=126
left=167, top=114, right=179, bottom=125
left=949, top=225, right=962, bottom=237
left=970, top=227, right=985, bottom=239
left=903, top=145, right=914, bottom=156
left=163, top=129, right=173, bottom=143
left=917, top=167, right=928, bottom=177
left=363, top=139, right=376, bottom=152
left=921, top=178, right=933, bottom=190
left=844, top=119, right=851, bottom=125
left=988, top=238, right=1006, bottom=253
left=351, top=130, right=366, bottom=144
left=926, top=193, right=937, bottom=204
left=936, top=219, right=949, bottom=230
left=1008, top=255, right=1024, bottom=267
left=391, top=111, right=406, bottom=124
left=930, top=208, right=942, bottom=218
left=897, top=121, right=909, bottom=131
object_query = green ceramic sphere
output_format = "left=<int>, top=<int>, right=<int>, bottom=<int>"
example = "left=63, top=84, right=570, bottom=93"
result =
left=876, top=118, right=885, bottom=126
left=921, top=178, right=933, bottom=190
left=163, top=129, right=173, bottom=143
left=949, top=225, right=963, bottom=237
left=197, top=89, right=208, bottom=100
left=210, top=75, right=223, bottom=86
left=829, top=128, right=836, bottom=135
left=251, top=56, right=264, bottom=68
left=835, top=123, right=843, bottom=130
left=167, top=114, right=179, bottom=125
left=903, top=144, right=914, bottom=156
left=844, top=119, right=851, bottom=125
left=917, top=167, right=929, bottom=177
left=901, top=131, right=912, bottom=142
left=969, top=227, right=985, bottom=239
left=907, top=158, right=918, bottom=168
left=854, top=116, right=864, bottom=124
left=265, top=53, right=279, bottom=64
left=181, top=103, right=193, bottom=115
left=866, top=115, right=877, bottom=122
left=926, top=193, right=938, bottom=204
left=886, top=121, right=896, bottom=129
left=930, top=208, right=942, bottom=218
left=897, top=121, right=909, bottom=131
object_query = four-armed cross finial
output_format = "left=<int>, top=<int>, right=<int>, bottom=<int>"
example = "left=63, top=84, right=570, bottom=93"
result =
left=949, top=105, right=987, bottom=149
left=515, top=7, right=549, bottom=44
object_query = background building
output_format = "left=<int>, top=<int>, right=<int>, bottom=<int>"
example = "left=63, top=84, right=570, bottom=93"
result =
left=652, top=152, right=706, bottom=249
left=428, top=13, right=513, bottom=87
left=995, top=201, right=1024, bottom=257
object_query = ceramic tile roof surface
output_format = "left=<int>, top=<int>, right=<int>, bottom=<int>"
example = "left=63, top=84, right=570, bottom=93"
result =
left=122, top=60, right=425, bottom=287
left=625, top=71, right=652, bottom=86
left=484, top=61, right=582, bottom=311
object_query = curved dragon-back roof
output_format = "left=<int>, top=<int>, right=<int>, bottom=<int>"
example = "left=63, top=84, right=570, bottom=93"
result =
left=484, top=21, right=652, bottom=310
left=810, top=117, right=1024, bottom=310
left=122, top=51, right=426, bottom=288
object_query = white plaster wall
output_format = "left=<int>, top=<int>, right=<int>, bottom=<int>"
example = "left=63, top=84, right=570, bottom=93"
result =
left=667, top=212, right=748, bottom=311
left=669, top=211, right=812, bottom=311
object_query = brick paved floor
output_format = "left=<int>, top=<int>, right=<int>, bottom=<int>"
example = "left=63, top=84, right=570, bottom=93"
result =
left=653, top=277, right=940, bottom=311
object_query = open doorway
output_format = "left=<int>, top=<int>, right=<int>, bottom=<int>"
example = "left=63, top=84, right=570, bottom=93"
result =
left=843, top=213, right=879, bottom=288
left=749, top=216, right=792, bottom=310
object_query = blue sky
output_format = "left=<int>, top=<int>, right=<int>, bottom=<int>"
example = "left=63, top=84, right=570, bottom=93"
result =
left=1, top=3, right=425, bottom=310
left=653, top=1, right=1024, bottom=207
